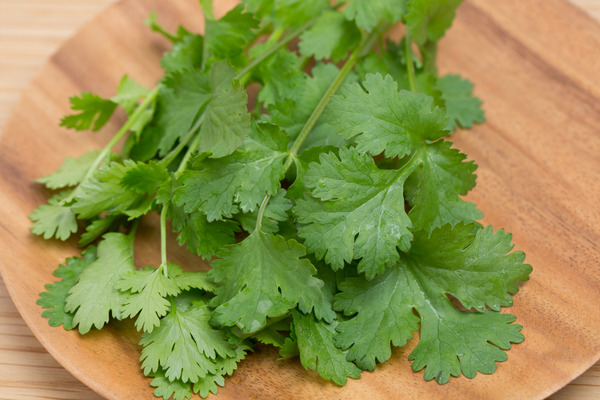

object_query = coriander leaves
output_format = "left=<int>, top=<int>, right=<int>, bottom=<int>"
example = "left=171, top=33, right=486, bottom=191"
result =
left=33, top=0, right=530, bottom=397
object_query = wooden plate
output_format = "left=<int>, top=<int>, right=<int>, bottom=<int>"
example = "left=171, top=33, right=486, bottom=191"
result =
left=1, top=0, right=600, bottom=398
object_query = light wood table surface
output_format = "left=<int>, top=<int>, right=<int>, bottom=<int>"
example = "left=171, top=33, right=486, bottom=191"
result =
left=0, top=1, right=599, bottom=399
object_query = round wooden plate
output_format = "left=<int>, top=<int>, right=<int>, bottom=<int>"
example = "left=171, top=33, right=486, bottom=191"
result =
left=1, top=0, right=600, bottom=399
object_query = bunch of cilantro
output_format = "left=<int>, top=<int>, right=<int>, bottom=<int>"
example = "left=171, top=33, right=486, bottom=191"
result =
left=31, top=0, right=532, bottom=398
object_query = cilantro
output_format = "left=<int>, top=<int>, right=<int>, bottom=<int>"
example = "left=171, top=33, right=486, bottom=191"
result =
left=36, top=150, right=100, bottom=190
left=72, top=160, right=146, bottom=219
left=170, top=206, right=239, bottom=259
left=342, top=0, right=406, bottom=31
left=274, top=0, right=330, bottom=27
left=161, top=34, right=204, bottom=74
left=328, top=73, right=448, bottom=158
left=115, top=264, right=181, bottom=333
left=78, top=215, right=120, bottom=246
left=30, top=203, right=78, bottom=241
left=33, top=1, right=530, bottom=395
left=174, top=122, right=288, bottom=220
left=204, top=5, right=259, bottom=61
left=65, top=232, right=136, bottom=334
left=292, top=310, right=362, bottom=385
left=60, top=92, right=117, bottom=132
left=406, top=0, right=464, bottom=46
left=269, top=63, right=351, bottom=151
left=112, top=75, right=151, bottom=114
left=209, top=231, right=324, bottom=333
left=296, top=147, right=413, bottom=278
left=299, top=11, right=361, bottom=62
left=334, top=224, right=531, bottom=381
left=157, top=61, right=251, bottom=158
left=249, top=44, right=305, bottom=106
left=436, top=74, right=485, bottom=130
left=38, top=246, right=98, bottom=329
left=140, top=299, right=235, bottom=383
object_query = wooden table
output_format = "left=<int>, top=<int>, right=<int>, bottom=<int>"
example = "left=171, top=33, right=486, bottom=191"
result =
left=0, top=1, right=599, bottom=399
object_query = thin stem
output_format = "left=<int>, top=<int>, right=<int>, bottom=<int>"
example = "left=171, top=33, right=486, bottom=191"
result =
left=254, top=26, right=384, bottom=232
left=129, top=218, right=140, bottom=238
left=234, top=19, right=316, bottom=81
left=159, top=112, right=205, bottom=168
left=62, top=86, right=161, bottom=204
left=255, top=194, right=271, bottom=233
left=283, top=27, right=382, bottom=170
left=404, top=31, right=418, bottom=93
left=175, top=125, right=204, bottom=177
left=392, top=148, right=423, bottom=183
left=160, top=204, right=169, bottom=276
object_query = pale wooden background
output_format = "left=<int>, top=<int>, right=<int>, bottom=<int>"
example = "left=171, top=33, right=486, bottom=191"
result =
left=0, top=1, right=599, bottom=399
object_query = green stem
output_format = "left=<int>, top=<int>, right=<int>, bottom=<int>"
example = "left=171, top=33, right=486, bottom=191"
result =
left=234, top=19, right=316, bottom=82
left=175, top=125, right=204, bottom=177
left=420, top=40, right=438, bottom=76
left=62, top=86, right=161, bottom=205
left=283, top=27, right=382, bottom=170
left=253, top=26, right=384, bottom=232
left=159, top=112, right=205, bottom=168
left=255, top=194, right=271, bottom=233
left=129, top=218, right=140, bottom=238
left=160, top=204, right=169, bottom=276
left=404, top=31, right=418, bottom=93
left=393, top=148, right=423, bottom=182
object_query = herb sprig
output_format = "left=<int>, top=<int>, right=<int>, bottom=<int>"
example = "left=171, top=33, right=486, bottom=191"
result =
left=33, top=0, right=531, bottom=398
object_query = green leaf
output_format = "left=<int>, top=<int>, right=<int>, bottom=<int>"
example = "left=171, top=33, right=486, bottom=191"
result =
left=408, top=140, right=482, bottom=233
left=161, top=34, right=204, bottom=74
left=150, top=370, right=192, bottom=400
left=170, top=206, right=239, bottom=259
left=140, top=299, right=235, bottom=383
left=253, top=323, right=289, bottom=348
left=120, top=160, right=170, bottom=195
left=72, top=160, right=144, bottom=219
left=334, top=223, right=531, bottom=381
left=36, top=150, right=100, bottom=190
left=144, top=11, right=187, bottom=43
left=29, top=203, right=78, bottom=241
left=296, top=147, right=413, bottom=278
left=270, top=63, right=349, bottom=151
left=299, top=11, right=361, bottom=62
left=192, top=338, right=253, bottom=398
left=406, top=0, right=464, bottom=46
left=436, top=74, right=485, bottom=131
left=236, top=188, right=291, bottom=234
left=37, top=246, right=98, bottom=330
left=158, top=62, right=251, bottom=158
left=174, top=270, right=216, bottom=293
left=250, top=44, right=305, bottom=107
left=205, top=5, right=259, bottom=60
left=112, top=75, right=151, bottom=114
left=342, top=0, right=406, bottom=31
left=78, top=215, right=119, bottom=247
left=279, top=333, right=300, bottom=359
left=60, top=92, right=117, bottom=132
left=115, top=265, right=182, bottom=333
left=328, top=73, right=448, bottom=158
left=243, top=0, right=274, bottom=20
left=274, top=0, right=330, bottom=27
left=209, top=230, right=324, bottom=333
left=174, top=122, right=288, bottom=221
left=65, top=232, right=137, bottom=334
left=292, top=310, right=361, bottom=385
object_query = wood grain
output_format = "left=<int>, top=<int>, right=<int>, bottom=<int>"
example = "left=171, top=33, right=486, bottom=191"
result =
left=0, top=0, right=600, bottom=399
